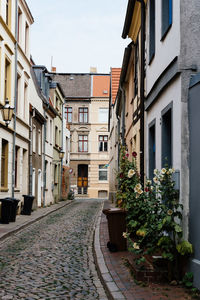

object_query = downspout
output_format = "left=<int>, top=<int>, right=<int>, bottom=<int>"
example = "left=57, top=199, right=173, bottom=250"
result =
left=138, top=0, right=145, bottom=186
left=12, top=0, right=18, bottom=198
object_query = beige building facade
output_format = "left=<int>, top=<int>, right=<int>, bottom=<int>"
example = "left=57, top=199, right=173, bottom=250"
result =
left=52, top=73, right=110, bottom=199
left=0, top=0, right=33, bottom=205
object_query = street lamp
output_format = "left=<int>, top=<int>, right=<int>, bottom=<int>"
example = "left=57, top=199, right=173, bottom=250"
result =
left=59, top=150, right=65, bottom=160
left=1, top=99, right=14, bottom=126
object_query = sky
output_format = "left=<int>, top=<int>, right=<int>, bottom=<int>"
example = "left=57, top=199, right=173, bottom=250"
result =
left=26, top=0, right=129, bottom=74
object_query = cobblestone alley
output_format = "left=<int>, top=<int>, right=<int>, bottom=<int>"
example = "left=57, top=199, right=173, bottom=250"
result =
left=0, top=200, right=108, bottom=300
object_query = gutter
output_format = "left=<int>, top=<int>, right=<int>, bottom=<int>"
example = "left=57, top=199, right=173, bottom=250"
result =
left=138, top=0, right=145, bottom=185
left=12, top=0, right=18, bottom=198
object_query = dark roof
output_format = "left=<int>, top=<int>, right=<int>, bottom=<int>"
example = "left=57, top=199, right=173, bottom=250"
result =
left=122, top=0, right=136, bottom=39
left=50, top=74, right=91, bottom=98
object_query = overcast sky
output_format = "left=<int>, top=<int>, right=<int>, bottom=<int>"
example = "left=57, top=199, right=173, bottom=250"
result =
left=26, top=0, right=129, bottom=74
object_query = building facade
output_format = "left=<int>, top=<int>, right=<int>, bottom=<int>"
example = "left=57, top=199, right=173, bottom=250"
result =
left=0, top=0, right=33, bottom=206
left=52, top=72, right=110, bottom=199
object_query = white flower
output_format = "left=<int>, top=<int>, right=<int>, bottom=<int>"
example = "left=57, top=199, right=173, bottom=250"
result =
left=135, top=183, right=142, bottom=189
left=153, top=176, right=159, bottom=184
left=161, top=168, right=166, bottom=174
left=138, top=189, right=143, bottom=195
left=123, top=232, right=128, bottom=238
left=154, top=169, right=159, bottom=175
left=128, top=169, right=136, bottom=178
left=150, top=185, right=154, bottom=191
left=146, top=180, right=152, bottom=185
left=169, top=168, right=175, bottom=174
left=133, top=242, right=140, bottom=249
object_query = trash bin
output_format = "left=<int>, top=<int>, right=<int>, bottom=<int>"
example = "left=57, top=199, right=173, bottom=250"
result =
left=0, top=198, right=13, bottom=224
left=21, top=195, right=34, bottom=215
left=103, top=208, right=127, bottom=252
left=5, top=198, right=20, bottom=222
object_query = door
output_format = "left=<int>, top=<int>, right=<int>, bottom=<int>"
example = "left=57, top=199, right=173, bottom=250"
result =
left=77, top=165, right=88, bottom=194
left=38, top=169, right=42, bottom=207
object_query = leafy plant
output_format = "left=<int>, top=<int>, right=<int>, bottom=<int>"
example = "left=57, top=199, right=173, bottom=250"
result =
left=182, top=272, right=193, bottom=288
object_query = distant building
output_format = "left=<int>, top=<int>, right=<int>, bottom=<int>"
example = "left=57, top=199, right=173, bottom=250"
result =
left=108, top=68, right=121, bottom=202
left=51, top=72, right=110, bottom=199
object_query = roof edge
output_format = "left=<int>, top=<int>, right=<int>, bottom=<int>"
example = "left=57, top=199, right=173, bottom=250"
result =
left=122, top=0, right=136, bottom=39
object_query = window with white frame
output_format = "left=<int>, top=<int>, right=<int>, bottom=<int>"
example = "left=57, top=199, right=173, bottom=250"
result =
left=32, top=125, right=36, bottom=153
left=161, top=0, right=172, bottom=39
left=99, top=165, right=108, bottom=181
left=99, top=135, right=108, bottom=152
left=99, top=108, right=108, bottom=123
left=38, top=130, right=41, bottom=155
left=79, top=107, right=88, bottom=123
left=78, top=135, right=88, bottom=152
left=65, top=107, right=72, bottom=123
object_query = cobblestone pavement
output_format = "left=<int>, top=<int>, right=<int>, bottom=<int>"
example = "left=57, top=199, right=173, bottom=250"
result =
left=0, top=199, right=108, bottom=300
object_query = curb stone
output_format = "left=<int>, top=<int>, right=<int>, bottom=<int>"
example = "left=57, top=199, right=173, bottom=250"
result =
left=93, top=201, right=125, bottom=300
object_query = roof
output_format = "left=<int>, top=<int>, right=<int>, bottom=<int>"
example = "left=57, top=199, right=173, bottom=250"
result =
left=50, top=74, right=91, bottom=98
left=111, top=68, right=121, bottom=105
left=122, top=0, right=136, bottom=39
left=92, top=75, right=110, bottom=97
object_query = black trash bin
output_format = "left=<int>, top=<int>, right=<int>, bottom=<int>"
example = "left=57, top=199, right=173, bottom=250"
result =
left=21, top=195, right=34, bottom=215
left=103, top=208, right=127, bottom=252
left=0, top=198, right=13, bottom=224
left=5, top=198, right=20, bottom=222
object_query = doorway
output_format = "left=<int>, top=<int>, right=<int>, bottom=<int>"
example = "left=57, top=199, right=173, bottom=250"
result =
left=77, top=165, right=88, bottom=195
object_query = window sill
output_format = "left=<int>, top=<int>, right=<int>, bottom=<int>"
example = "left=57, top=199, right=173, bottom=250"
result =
left=0, top=188, right=9, bottom=192
left=160, top=24, right=172, bottom=42
left=14, top=189, right=20, bottom=192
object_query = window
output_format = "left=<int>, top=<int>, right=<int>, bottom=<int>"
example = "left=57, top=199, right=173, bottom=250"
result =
left=161, top=0, right=172, bottom=39
left=54, top=164, right=58, bottom=184
left=32, top=125, right=36, bottom=153
left=99, top=165, right=108, bottom=181
left=79, top=107, right=88, bottom=123
left=149, top=0, right=155, bottom=62
left=55, top=126, right=58, bottom=146
left=134, top=40, right=139, bottom=95
left=24, top=83, right=28, bottom=119
left=16, top=74, right=21, bottom=115
left=1, top=139, right=8, bottom=188
left=18, top=8, right=22, bottom=43
left=65, top=107, right=72, bottom=123
left=15, top=146, right=20, bottom=188
left=38, top=130, right=41, bottom=155
left=4, top=58, right=11, bottom=101
left=149, top=121, right=156, bottom=180
left=162, top=105, right=172, bottom=167
left=6, top=0, right=10, bottom=27
left=25, top=23, right=29, bottom=55
left=99, top=135, right=108, bottom=152
left=50, top=120, right=53, bottom=144
left=78, top=135, right=88, bottom=152
left=99, top=108, right=108, bottom=123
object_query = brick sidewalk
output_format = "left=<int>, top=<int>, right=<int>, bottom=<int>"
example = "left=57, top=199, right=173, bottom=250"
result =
left=99, top=212, right=193, bottom=300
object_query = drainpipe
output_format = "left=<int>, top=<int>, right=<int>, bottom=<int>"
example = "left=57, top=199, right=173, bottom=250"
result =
left=138, top=0, right=145, bottom=186
left=12, top=0, right=18, bottom=198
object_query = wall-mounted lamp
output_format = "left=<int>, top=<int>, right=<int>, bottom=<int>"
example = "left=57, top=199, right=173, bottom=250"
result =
left=1, top=99, right=14, bottom=126
left=59, top=150, right=65, bottom=160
